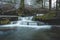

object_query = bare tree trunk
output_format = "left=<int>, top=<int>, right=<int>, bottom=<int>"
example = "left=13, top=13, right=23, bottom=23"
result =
left=56, top=0, right=58, bottom=10
left=18, top=0, right=24, bottom=16
left=59, top=0, right=60, bottom=8
left=20, top=0, right=24, bottom=8
left=42, top=0, right=43, bottom=8
left=43, top=0, right=46, bottom=8
left=49, top=0, right=52, bottom=10
left=56, top=0, right=60, bottom=18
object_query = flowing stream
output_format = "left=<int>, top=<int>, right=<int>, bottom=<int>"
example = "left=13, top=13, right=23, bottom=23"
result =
left=0, top=16, right=52, bottom=40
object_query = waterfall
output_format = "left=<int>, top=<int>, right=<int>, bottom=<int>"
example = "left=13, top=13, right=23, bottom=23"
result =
left=17, top=16, right=52, bottom=29
left=1, top=16, right=52, bottom=30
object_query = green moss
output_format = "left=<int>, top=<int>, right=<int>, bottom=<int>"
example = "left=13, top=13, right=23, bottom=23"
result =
left=33, top=11, right=56, bottom=20
left=0, top=19, right=10, bottom=24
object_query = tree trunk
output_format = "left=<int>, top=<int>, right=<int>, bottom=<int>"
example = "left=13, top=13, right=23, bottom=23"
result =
left=42, top=0, right=43, bottom=8
left=18, top=0, right=24, bottom=16
left=43, top=0, right=45, bottom=8
left=20, top=0, right=24, bottom=8
left=59, top=0, right=60, bottom=8
left=49, top=0, right=52, bottom=10
left=56, top=0, right=58, bottom=10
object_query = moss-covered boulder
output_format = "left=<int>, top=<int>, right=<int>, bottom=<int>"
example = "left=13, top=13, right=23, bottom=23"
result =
left=0, top=18, right=10, bottom=25
left=33, top=11, right=56, bottom=20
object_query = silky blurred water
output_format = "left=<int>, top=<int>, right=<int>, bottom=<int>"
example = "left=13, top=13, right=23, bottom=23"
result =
left=0, top=16, right=52, bottom=40
left=0, top=27, right=52, bottom=40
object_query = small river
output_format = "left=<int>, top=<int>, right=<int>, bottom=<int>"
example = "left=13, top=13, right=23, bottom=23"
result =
left=0, top=16, right=52, bottom=40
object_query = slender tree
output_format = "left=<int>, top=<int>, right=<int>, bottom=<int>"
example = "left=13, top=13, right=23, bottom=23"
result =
left=18, top=0, right=24, bottom=16
left=56, top=0, right=60, bottom=10
left=58, top=0, right=60, bottom=8
left=20, top=0, right=24, bottom=8
left=49, top=0, right=52, bottom=10
left=56, top=0, right=58, bottom=10
left=42, top=0, right=43, bottom=8
left=43, top=0, right=45, bottom=8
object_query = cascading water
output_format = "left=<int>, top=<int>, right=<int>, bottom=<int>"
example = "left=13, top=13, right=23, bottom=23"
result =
left=17, top=16, right=52, bottom=29
left=0, top=16, right=52, bottom=30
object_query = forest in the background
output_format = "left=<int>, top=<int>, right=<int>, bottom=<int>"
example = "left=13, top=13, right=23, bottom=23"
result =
left=0, top=0, right=60, bottom=24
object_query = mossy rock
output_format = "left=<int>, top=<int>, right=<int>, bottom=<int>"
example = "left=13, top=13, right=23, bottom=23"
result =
left=34, top=11, right=56, bottom=20
left=0, top=18, right=10, bottom=24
